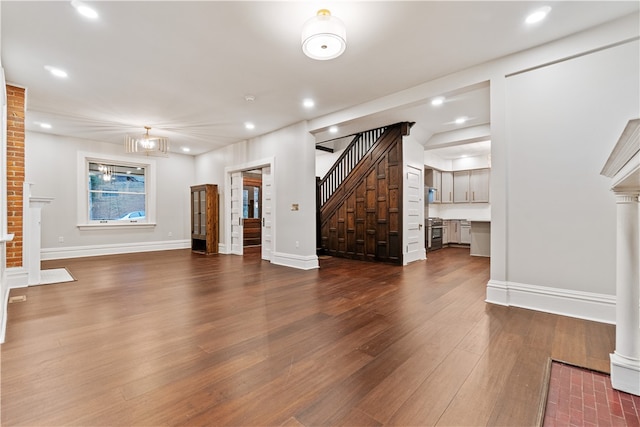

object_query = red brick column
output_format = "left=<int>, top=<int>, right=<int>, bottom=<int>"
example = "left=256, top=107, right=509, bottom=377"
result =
left=6, top=85, right=25, bottom=268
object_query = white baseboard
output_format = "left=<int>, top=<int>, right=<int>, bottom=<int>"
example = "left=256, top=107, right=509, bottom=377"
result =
left=485, top=279, right=615, bottom=324
left=0, top=286, right=8, bottom=343
left=7, top=267, right=28, bottom=289
left=271, top=251, right=319, bottom=270
left=610, top=352, right=640, bottom=395
left=41, top=239, right=191, bottom=260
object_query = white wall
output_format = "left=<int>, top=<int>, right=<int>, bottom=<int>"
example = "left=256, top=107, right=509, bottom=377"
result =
left=196, top=121, right=318, bottom=269
left=452, top=155, right=490, bottom=171
left=315, top=148, right=345, bottom=178
left=423, top=151, right=451, bottom=171
left=504, top=40, right=639, bottom=295
left=25, top=132, right=196, bottom=256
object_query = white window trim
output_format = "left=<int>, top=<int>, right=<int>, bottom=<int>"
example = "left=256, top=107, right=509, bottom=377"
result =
left=77, top=151, right=157, bottom=230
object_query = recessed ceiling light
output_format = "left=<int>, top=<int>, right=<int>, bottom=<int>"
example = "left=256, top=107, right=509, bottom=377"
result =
left=431, top=97, right=445, bottom=106
left=71, top=0, right=98, bottom=19
left=39, top=123, right=52, bottom=129
left=329, top=126, right=338, bottom=134
left=245, top=122, right=255, bottom=130
left=525, top=6, right=551, bottom=25
left=303, top=99, right=315, bottom=108
left=44, top=65, right=68, bottom=78
left=455, top=117, right=467, bottom=125
left=182, top=147, right=190, bottom=153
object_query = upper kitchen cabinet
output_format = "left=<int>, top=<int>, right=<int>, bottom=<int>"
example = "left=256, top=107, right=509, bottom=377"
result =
left=425, top=168, right=442, bottom=203
left=453, top=171, right=470, bottom=203
left=441, top=171, right=453, bottom=203
left=425, top=167, right=489, bottom=204
left=469, top=168, right=490, bottom=203
left=453, top=168, right=490, bottom=203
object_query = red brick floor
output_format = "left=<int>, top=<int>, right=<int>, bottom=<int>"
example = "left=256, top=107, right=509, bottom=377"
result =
left=544, top=361, right=640, bottom=427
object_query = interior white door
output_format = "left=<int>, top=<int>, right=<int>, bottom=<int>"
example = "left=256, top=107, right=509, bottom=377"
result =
left=405, top=165, right=425, bottom=264
left=261, top=166, right=273, bottom=261
left=230, top=171, right=243, bottom=255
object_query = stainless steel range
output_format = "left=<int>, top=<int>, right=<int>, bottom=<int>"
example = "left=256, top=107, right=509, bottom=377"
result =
left=427, top=217, right=444, bottom=251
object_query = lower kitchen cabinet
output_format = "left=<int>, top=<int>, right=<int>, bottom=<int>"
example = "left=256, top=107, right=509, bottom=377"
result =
left=449, top=220, right=460, bottom=244
left=460, top=221, right=471, bottom=244
left=442, top=221, right=449, bottom=244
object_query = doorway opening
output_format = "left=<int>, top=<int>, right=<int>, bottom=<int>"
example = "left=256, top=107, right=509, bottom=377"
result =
left=225, top=157, right=274, bottom=261
left=242, top=170, right=262, bottom=248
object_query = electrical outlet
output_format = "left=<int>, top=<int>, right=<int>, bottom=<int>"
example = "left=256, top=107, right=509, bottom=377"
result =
left=58, top=236, right=64, bottom=243
left=168, top=231, right=173, bottom=237
left=295, top=241, right=299, bottom=248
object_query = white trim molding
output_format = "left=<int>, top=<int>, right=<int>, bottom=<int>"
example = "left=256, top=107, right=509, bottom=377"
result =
left=610, top=352, right=640, bottom=396
left=7, top=267, right=28, bottom=289
left=486, top=280, right=616, bottom=324
left=270, top=251, right=319, bottom=270
left=41, top=239, right=190, bottom=260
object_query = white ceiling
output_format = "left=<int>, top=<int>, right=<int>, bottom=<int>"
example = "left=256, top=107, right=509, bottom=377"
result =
left=2, top=1, right=638, bottom=156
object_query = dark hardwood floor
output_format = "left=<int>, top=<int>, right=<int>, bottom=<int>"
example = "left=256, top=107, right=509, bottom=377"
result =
left=1, top=247, right=614, bottom=426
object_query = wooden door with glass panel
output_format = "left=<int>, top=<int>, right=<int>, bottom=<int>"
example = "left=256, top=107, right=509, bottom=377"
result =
left=242, top=173, right=262, bottom=247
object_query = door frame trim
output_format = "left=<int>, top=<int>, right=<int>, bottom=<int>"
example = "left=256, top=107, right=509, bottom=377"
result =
left=224, top=157, right=275, bottom=259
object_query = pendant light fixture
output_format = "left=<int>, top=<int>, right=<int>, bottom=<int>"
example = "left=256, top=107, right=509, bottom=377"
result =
left=301, top=9, right=347, bottom=60
left=124, top=126, right=169, bottom=156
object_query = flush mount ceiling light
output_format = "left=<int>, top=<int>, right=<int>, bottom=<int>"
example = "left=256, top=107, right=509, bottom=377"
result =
left=302, top=9, right=346, bottom=60
left=124, top=126, right=169, bottom=157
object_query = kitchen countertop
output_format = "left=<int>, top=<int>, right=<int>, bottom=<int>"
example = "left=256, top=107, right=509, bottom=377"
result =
left=440, top=218, right=491, bottom=222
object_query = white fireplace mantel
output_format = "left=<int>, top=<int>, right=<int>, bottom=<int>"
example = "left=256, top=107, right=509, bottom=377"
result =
left=601, top=118, right=640, bottom=396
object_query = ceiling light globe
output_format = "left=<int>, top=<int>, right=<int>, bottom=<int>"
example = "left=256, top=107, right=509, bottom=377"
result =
left=302, top=10, right=346, bottom=60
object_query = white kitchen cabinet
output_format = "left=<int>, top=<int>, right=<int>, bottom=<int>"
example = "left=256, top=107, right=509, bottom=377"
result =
left=470, top=168, right=490, bottom=203
left=442, top=220, right=449, bottom=244
left=441, top=171, right=454, bottom=203
left=453, top=171, right=470, bottom=203
left=460, top=222, right=471, bottom=244
left=449, top=220, right=460, bottom=243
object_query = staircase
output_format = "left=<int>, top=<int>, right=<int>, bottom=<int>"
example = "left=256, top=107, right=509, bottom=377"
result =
left=317, top=122, right=412, bottom=264
left=317, top=126, right=387, bottom=208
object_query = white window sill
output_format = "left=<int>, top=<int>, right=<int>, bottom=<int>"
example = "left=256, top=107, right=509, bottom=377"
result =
left=77, top=223, right=157, bottom=231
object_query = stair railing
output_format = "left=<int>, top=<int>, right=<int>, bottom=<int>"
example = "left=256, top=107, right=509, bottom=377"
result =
left=317, top=125, right=387, bottom=207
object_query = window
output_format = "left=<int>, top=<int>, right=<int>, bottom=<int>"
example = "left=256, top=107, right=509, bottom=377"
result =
left=89, top=162, right=146, bottom=221
left=78, top=152, right=156, bottom=229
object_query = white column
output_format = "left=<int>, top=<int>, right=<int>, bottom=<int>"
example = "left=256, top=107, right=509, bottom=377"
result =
left=610, top=191, right=640, bottom=396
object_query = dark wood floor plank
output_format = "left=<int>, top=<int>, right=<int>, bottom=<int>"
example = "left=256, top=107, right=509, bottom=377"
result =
left=0, top=247, right=615, bottom=426
left=386, top=348, right=481, bottom=426
left=434, top=331, right=525, bottom=426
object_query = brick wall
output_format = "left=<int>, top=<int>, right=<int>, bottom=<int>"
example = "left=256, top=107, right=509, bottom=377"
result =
left=6, top=85, right=25, bottom=267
